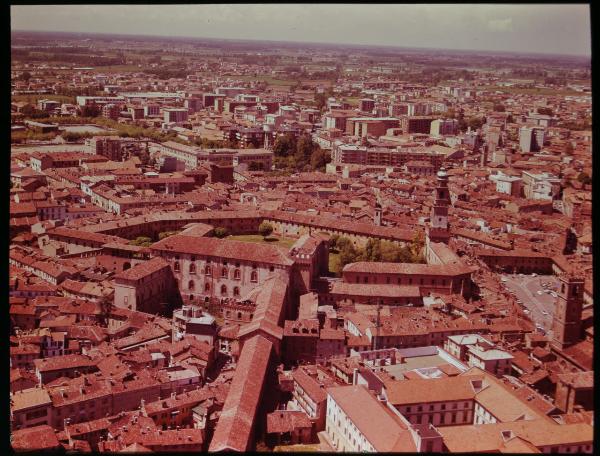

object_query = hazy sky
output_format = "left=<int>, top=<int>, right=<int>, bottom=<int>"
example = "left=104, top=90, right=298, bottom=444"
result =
left=11, top=4, right=591, bottom=56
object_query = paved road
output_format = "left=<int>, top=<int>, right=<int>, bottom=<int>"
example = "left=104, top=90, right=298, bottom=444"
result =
left=503, top=275, right=559, bottom=335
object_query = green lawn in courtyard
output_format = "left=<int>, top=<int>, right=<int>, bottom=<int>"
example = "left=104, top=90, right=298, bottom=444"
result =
left=226, top=234, right=297, bottom=249
left=329, top=251, right=341, bottom=276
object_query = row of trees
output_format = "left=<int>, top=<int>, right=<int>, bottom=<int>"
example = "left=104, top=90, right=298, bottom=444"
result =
left=272, top=133, right=331, bottom=172
left=443, top=108, right=486, bottom=132
left=330, top=234, right=425, bottom=275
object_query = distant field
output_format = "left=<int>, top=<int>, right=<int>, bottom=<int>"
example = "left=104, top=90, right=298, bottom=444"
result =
left=92, top=64, right=142, bottom=73
left=480, top=85, right=582, bottom=96
left=228, top=75, right=296, bottom=86
left=226, top=234, right=297, bottom=249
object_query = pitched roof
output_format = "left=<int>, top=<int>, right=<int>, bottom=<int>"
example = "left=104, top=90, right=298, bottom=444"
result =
left=439, top=419, right=593, bottom=452
left=326, top=384, right=415, bottom=452
left=11, top=425, right=61, bottom=451
left=209, top=335, right=273, bottom=452
left=151, top=234, right=293, bottom=266
left=343, top=261, right=474, bottom=277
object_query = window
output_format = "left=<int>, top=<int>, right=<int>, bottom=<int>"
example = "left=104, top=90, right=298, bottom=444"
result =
left=188, top=280, right=195, bottom=291
left=234, top=269, right=241, bottom=280
left=221, top=285, right=227, bottom=296
left=237, top=312, right=242, bottom=319
left=205, top=265, right=211, bottom=275
left=174, top=262, right=180, bottom=272
left=204, top=283, right=210, bottom=292
left=221, top=267, right=228, bottom=278
left=251, top=271, right=258, bottom=282
left=233, top=287, right=240, bottom=297
left=189, top=263, right=196, bottom=274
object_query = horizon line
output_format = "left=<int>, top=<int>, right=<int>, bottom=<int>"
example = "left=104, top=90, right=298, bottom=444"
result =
left=11, top=29, right=592, bottom=60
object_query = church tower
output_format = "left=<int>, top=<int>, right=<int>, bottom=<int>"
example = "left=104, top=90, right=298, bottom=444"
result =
left=374, top=202, right=382, bottom=226
left=551, top=273, right=584, bottom=351
left=426, top=167, right=452, bottom=245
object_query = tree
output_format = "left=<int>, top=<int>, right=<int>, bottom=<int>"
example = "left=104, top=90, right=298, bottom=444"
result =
left=310, top=148, right=331, bottom=171
left=296, top=134, right=314, bottom=160
left=248, top=161, right=263, bottom=171
left=130, top=236, right=153, bottom=247
left=20, top=71, right=32, bottom=82
left=61, top=131, right=85, bottom=142
left=537, top=107, right=554, bottom=116
left=213, top=227, right=229, bottom=239
left=329, top=234, right=340, bottom=251
left=467, top=116, right=485, bottom=131
left=315, top=92, right=328, bottom=111
left=409, top=231, right=425, bottom=263
left=80, top=104, right=101, bottom=118
left=577, top=172, right=592, bottom=185
left=272, top=133, right=297, bottom=158
left=20, top=104, right=49, bottom=119
left=158, top=231, right=180, bottom=240
left=258, top=222, right=274, bottom=240
left=339, top=242, right=359, bottom=268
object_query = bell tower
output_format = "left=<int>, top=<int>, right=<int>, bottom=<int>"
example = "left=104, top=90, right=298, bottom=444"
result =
left=374, top=202, right=382, bottom=226
left=426, top=167, right=451, bottom=245
left=551, top=273, right=584, bottom=351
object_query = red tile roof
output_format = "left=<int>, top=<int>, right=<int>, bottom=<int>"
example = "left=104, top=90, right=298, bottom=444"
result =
left=114, top=256, right=171, bottom=282
left=209, top=335, right=273, bottom=452
left=326, top=384, right=415, bottom=452
left=11, top=425, right=61, bottom=452
left=343, top=261, right=474, bottom=277
left=151, top=234, right=293, bottom=266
